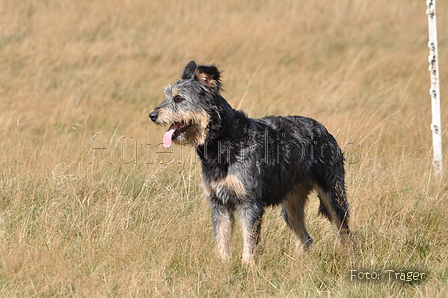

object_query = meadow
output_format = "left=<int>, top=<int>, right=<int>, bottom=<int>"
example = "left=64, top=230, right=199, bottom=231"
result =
left=0, top=0, right=447, bottom=296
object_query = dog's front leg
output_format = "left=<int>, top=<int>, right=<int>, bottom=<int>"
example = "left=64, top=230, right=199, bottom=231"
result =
left=210, top=201, right=234, bottom=262
left=237, top=204, right=264, bottom=266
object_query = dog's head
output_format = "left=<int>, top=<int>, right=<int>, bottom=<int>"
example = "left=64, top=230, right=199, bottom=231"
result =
left=148, top=61, right=222, bottom=148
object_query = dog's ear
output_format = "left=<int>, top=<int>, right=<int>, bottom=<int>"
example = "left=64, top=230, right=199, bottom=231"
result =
left=181, top=61, right=198, bottom=80
left=195, top=65, right=222, bottom=91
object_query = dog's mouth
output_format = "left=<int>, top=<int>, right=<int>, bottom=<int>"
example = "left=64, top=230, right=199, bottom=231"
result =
left=163, top=121, right=191, bottom=148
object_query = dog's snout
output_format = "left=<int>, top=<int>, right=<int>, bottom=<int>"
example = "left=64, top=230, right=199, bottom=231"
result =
left=149, top=110, right=158, bottom=122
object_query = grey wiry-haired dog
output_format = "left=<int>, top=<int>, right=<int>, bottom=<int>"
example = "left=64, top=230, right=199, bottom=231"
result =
left=149, top=61, right=354, bottom=266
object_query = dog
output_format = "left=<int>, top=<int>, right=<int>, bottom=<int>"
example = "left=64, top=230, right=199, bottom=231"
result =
left=149, top=61, right=353, bottom=266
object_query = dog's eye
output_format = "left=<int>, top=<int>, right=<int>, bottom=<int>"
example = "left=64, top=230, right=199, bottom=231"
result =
left=173, top=95, right=184, bottom=103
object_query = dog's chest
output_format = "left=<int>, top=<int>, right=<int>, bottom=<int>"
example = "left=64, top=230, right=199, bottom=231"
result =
left=202, top=173, right=247, bottom=200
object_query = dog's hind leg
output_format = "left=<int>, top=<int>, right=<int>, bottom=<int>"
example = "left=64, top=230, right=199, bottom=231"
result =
left=282, top=184, right=313, bottom=252
left=211, top=203, right=235, bottom=262
left=237, top=204, right=264, bottom=266
left=316, top=182, right=355, bottom=249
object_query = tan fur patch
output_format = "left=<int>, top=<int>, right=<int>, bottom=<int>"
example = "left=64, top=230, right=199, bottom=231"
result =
left=195, top=69, right=217, bottom=87
left=171, top=87, right=179, bottom=98
left=177, top=110, right=209, bottom=146
left=203, top=174, right=247, bottom=198
left=222, top=174, right=246, bottom=197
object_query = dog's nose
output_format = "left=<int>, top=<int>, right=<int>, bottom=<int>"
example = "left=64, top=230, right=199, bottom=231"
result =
left=148, top=111, right=158, bottom=122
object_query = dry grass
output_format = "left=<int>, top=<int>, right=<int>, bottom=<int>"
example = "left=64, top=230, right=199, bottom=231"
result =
left=1, top=0, right=448, bottom=296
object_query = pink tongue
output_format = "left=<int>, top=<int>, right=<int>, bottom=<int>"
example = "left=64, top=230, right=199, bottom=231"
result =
left=163, top=124, right=179, bottom=148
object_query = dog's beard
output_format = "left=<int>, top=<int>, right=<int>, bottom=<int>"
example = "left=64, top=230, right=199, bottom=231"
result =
left=154, top=108, right=209, bottom=148
left=162, top=121, right=208, bottom=148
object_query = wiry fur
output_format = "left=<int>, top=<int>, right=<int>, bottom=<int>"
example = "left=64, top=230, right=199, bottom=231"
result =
left=149, top=61, right=354, bottom=266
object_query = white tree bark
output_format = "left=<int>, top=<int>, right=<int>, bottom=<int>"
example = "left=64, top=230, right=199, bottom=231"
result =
left=427, top=0, right=443, bottom=177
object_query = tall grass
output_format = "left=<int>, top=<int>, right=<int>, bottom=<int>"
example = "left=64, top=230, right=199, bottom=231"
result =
left=1, top=0, right=447, bottom=296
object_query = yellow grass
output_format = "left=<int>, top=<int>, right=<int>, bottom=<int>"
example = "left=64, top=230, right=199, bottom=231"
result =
left=1, top=0, right=447, bottom=296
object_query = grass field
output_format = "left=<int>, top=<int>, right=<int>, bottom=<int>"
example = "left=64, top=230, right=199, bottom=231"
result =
left=1, top=0, right=448, bottom=296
